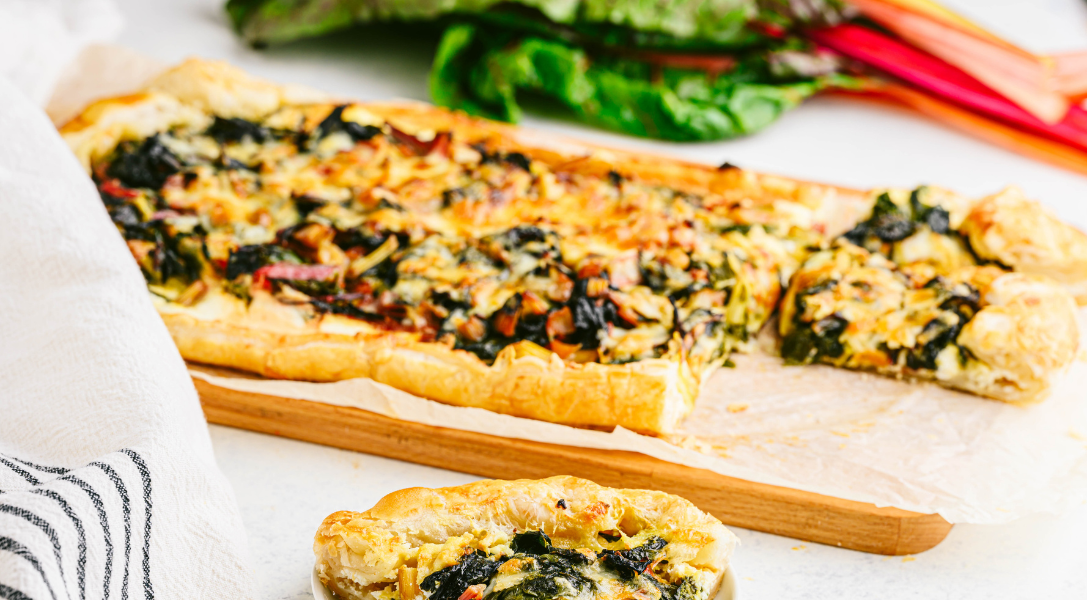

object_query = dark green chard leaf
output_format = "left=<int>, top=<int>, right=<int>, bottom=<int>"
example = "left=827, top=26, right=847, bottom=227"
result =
left=121, top=220, right=208, bottom=286
left=909, top=187, right=951, bottom=235
left=417, top=532, right=693, bottom=600
left=454, top=338, right=506, bottom=362
left=225, top=243, right=303, bottom=279
left=600, top=536, right=667, bottom=579
left=905, top=279, right=980, bottom=370
left=905, top=313, right=960, bottom=371
left=108, top=135, right=182, bottom=190
left=206, top=116, right=271, bottom=143
left=227, top=0, right=772, bottom=48
left=781, top=312, right=847, bottom=365
left=847, top=186, right=959, bottom=250
left=924, top=207, right=951, bottom=235
left=420, top=551, right=503, bottom=600
left=430, top=23, right=843, bottom=141
left=312, top=105, right=383, bottom=142
left=868, top=192, right=915, bottom=242
left=511, top=531, right=554, bottom=555
left=489, top=553, right=595, bottom=600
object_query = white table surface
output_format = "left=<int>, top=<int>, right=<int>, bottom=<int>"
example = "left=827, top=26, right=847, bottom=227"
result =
left=115, top=1, right=1087, bottom=598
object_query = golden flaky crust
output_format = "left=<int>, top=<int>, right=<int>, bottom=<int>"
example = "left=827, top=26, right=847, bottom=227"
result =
left=59, top=59, right=866, bottom=434
left=961, top=187, right=1087, bottom=304
left=160, top=293, right=696, bottom=433
left=313, top=476, right=736, bottom=600
left=954, top=271, right=1080, bottom=403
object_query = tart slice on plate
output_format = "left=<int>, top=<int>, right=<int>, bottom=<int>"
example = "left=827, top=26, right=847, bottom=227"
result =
left=313, top=477, right=738, bottom=600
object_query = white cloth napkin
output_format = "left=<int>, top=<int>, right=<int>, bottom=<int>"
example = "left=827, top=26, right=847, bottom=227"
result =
left=0, top=75, right=255, bottom=599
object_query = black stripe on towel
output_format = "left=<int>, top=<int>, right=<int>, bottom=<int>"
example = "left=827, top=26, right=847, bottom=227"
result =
left=0, top=536, right=57, bottom=600
left=31, top=489, right=86, bottom=600
left=2, top=449, right=152, bottom=600
left=121, top=450, right=153, bottom=600
left=62, top=475, right=115, bottom=600
left=93, top=462, right=131, bottom=600
left=0, top=504, right=67, bottom=597
left=0, top=458, right=40, bottom=486
left=0, top=583, right=33, bottom=600
left=0, top=455, right=70, bottom=476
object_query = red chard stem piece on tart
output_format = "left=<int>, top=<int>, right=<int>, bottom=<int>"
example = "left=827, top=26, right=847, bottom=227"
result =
left=254, top=263, right=339, bottom=281
left=389, top=126, right=452, bottom=157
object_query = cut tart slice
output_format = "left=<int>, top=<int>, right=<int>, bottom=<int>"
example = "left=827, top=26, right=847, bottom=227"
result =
left=780, top=241, right=1080, bottom=403
left=313, top=477, right=737, bottom=600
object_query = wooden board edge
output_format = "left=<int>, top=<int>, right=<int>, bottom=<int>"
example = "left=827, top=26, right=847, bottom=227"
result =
left=193, top=376, right=953, bottom=555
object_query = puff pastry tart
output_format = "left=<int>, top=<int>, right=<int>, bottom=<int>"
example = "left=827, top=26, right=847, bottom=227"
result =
left=60, top=58, right=1085, bottom=431
left=313, top=477, right=736, bottom=600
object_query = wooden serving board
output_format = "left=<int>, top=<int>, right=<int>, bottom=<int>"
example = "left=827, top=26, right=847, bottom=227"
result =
left=192, top=368, right=953, bottom=555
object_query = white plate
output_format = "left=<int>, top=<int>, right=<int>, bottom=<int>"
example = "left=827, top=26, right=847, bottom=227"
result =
left=312, top=564, right=739, bottom=600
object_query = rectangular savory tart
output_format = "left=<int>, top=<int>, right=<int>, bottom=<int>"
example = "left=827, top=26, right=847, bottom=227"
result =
left=61, top=59, right=1085, bottom=431
left=313, top=476, right=737, bottom=600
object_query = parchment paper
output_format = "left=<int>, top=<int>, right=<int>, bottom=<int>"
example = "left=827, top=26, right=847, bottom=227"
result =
left=191, top=345, right=1087, bottom=525
left=51, top=44, right=1087, bottom=526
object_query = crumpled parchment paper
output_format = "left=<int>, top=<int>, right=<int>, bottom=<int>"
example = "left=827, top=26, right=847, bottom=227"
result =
left=191, top=344, right=1087, bottom=524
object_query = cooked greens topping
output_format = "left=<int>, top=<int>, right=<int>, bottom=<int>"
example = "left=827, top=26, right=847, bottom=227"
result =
left=419, top=531, right=693, bottom=600
left=206, top=116, right=272, bottom=144
left=904, top=278, right=979, bottom=371
left=598, top=537, right=667, bottom=579
left=422, top=551, right=503, bottom=600
left=842, top=187, right=956, bottom=249
left=509, top=531, right=555, bottom=556
left=108, top=135, right=183, bottom=190
left=781, top=313, right=845, bottom=366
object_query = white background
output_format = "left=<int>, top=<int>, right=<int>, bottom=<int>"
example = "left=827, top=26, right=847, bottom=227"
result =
left=112, top=1, right=1087, bottom=598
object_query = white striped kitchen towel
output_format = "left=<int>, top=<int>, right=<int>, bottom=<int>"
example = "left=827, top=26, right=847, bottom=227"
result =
left=0, top=72, right=256, bottom=599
